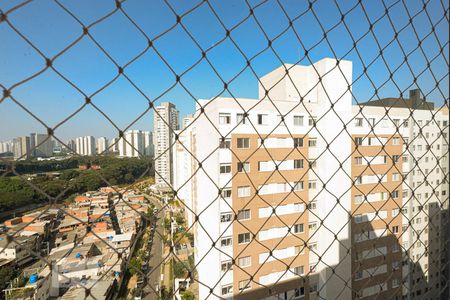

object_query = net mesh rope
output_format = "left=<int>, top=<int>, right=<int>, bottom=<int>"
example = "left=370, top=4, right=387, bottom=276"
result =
left=0, top=0, right=448, bottom=300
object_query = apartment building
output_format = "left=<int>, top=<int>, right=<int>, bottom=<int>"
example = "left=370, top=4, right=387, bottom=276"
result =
left=0, top=140, right=13, bottom=154
left=75, top=136, right=95, bottom=156
left=110, top=137, right=120, bottom=154
left=117, top=130, right=153, bottom=157
left=174, top=58, right=449, bottom=300
left=66, top=139, right=76, bottom=153
left=97, top=136, right=108, bottom=155
left=13, top=136, right=31, bottom=160
left=30, top=133, right=54, bottom=157
left=154, top=102, right=179, bottom=187
left=173, top=115, right=195, bottom=227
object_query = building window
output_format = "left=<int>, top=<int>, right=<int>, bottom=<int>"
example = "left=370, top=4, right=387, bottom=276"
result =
left=293, top=181, right=304, bottom=191
left=237, top=162, right=250, bottom=173
left=308, top=138, right=317, bottom=147
left=393, top=137, right=400, bottom=145
left=221, top=260, right=233, bottom=272
left=219, top=138, right=231, bottom=149
left=355, top=118, right=363, bottom=127
left=257, top=114, right=268, bottom=125
left=295, top=287, right=305, bottom=298
left=308, top=180, right=317, bottom=190
left=392, top=278, right=400, bottom=288
left=392, top=155, right=400, bottom=163
left=237, top=138, right=250, bottom=149
left=221, top=284, right=233, bottom=295
left=294, top=115, right=304, bottom=126
left=309, top=116, right=317, bottom=126
left=355, top=137, right=363, bottom=146
left=354, top=195, right=363, bottom=204
left=219, top=113, right=231, bottom=124
left=308, top=243, right=318, bottom=251
left=237, top=113, right=247, bottom=124
left=220, top=164, right=231, bottom=174
left=392, top=208, right=399, bottom=217
left=392, top=173, right=400, bottom=181
left=355, top=176, right=362, bottom=185
left=293, top=137, right=304, bottom=147
left=391, top=190, right=399, bottom=199
left=222, top=189, right=231, bottom=198
left=237, top=186, right=251, bottom=197
left=309, top=263, right=317, bottom=273
left=237, top=209, right=251, bottom=220
left=294, top=159, right=304, bottom=169
left=220, top=212, right=232, bottom=223
left=238, top=232, right=251, bottom=244
left=293, top=223, right=304, bottom=233
left=293, top=265, right=304, bottom=275
left=308, top=222, right=317, bottom=232
left=295, top=245, right=305, bottom=255
left=238, top=256, right=251, bottom=268
left=392, top=226, right=399, bottom=234
left=238, top=279, right=251, bottom=291
left=355, top=156, right=363, bottom=165
left=308, top=201, right=317, bottom=210
left=220, top=237, right=232, bottom=248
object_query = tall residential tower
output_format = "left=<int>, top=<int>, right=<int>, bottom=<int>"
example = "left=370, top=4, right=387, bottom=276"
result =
left=174, top=58, right=449, bottom=300
left=154, top=102, right=179, bottom=187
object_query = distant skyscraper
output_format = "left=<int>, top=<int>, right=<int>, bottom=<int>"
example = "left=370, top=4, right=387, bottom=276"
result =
left=96, top=137, right=108, bottom=155
left=13, top=136, right=31, bottom=160
left=30, top=133, right=53, bottom=157
left=75, top=136, right=95, bottom=156
left=66, top=139, right=76, bottom=153
left=144, top=131, right=154, bottom=157
left=0, top=141, right=13, bottom=154
left=118, top=130, right=153, bottom=157
left=154, top=102, right=179, bottom=187
left=110, top=137, right=120, bottom=154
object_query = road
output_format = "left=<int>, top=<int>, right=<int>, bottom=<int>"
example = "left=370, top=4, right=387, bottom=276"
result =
left=143, top=196, right=164, bottom=300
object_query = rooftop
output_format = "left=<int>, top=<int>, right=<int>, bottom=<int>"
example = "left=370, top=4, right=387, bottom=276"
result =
left=359, top=89, right=435, bottom=110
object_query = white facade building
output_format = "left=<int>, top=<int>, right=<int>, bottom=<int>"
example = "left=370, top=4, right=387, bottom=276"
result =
left=173, top=58, right=448, bottom=300
left=154, top=102, right=179, bottom=187
left=96, top=137, right=108, bottom=155
left=118, top=130, right=153, bottom=158
left=75, top=136, right=95, bottom=156
left=0, top=141, right=13, bottom=154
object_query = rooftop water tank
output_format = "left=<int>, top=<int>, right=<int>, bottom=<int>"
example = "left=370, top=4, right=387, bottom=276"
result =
left=29, top=274, right=38, bottom=284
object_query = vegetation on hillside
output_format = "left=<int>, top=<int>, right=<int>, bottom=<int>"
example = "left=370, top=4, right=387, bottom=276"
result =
left=0, top=157, right=153, bottom=213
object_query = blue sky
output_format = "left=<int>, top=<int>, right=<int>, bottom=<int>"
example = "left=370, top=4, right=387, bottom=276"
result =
left=0, top=0, right=448, bottom=141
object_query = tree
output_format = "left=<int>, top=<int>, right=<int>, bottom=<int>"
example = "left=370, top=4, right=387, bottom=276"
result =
left=173, top=260, right=187, bottom=278
left=181, top=290, right=195, bottom=300
left=0, top=266, right=18, bottom=294
left=175, top=214, right=185, bottom=225
left=128, top=257, right=142, bottom=276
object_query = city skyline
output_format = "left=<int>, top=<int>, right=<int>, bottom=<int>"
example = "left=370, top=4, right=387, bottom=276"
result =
left=0, top=1, right=448, bottom=299
left=1, top=0, right=448, bottom=141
